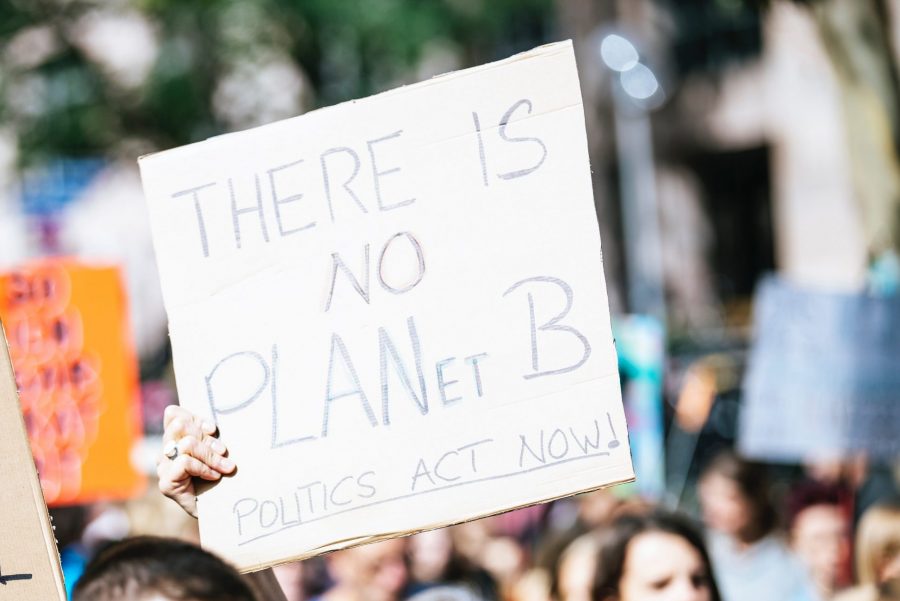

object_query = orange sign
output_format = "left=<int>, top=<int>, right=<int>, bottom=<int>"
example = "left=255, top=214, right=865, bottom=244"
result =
left=0, top=259, right=145, bottom=506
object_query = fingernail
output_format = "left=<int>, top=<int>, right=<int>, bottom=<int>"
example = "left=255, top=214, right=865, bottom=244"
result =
left=220, top=457, right=235, bottom=471
left=211, top=440, right=226, bottom=454
left=202, top=420, right=216, bottom=433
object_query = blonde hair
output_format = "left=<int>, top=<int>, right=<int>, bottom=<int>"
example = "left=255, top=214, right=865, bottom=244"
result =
left=855, top=502, right=900, bottom=584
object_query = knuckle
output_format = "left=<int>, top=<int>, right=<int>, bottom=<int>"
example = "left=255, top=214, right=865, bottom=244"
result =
left=188, top=418, right=206, bottom=437
left=168, top=417, right=184, bottom=435
left=205, top=435, right=225, bottom=454
left=196, top=460, right=213, bottom=477
left=181, top=420, right=200, bottom=438
left=200, top=444, right=216, bottom=463
left=158, top=478, right=175, bottom=495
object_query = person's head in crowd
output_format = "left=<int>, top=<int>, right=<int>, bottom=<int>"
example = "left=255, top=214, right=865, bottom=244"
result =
left=698, top=450, right=777, bottom=545
left=272, top=562, right=305, bottom=601
left=407, top=528, right=497, bottom=600
left=71, top=536, right=257, bottom=601
left=325, top=538, right=408, bottom=601
left=876, top=578, right=900, bottom=601
left=406, top=584, right=488, bottom=601
left=556, top=532, right=600, bottom=601
left=591, top=511, right=721, bottom=601
left=855, top=502, right=900, bottom=587
left=409, top=529, right=455, bottom=585
left=787, top=480, right=852, bottom=597
left=579, top=491, right=622, bottom=529
left=479, top=535, right=528, bottom=592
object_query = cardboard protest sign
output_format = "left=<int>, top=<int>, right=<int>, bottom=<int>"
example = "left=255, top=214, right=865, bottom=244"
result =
left=0, top=260, right=145, bottom=505
left=140, top=40, right=634, bottom=571
left=740, top=276, right=900, bottom=461
left=0, top=322, right=67, bottom=600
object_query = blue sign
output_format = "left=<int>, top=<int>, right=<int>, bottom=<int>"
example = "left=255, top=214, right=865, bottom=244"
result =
left=740, top=276, right=900, bottom=461
left=20, top=159, right=105, bottom=216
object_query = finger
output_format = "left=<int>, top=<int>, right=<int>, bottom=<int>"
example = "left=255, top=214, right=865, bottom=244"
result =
left=161, top=422, right=229, bottom=470
left=160, top=453, right=223, bottom=486
left=179, top=454, right=222, bottom=481
left=157, top=456, right=184, bottom=490
left=163, top=405, right=217, bottom=437
left=163, top=404, right=195, bottom=429
left=204, top=433, right=228, bottom=456
left=163, top=415, right=216, bottom=446
left=178, top=435, right=235, bottom=474
left=162, top=416, right=196, bottom=445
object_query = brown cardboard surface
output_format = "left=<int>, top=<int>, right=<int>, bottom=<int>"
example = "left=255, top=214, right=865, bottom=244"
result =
left=0, top=321, right=67, bottom=600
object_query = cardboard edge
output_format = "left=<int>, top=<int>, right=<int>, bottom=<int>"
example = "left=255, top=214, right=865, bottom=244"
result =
left=234, top=471, right=635, bottom=574
left=136, top=40, right=575, bottom=168
left=0, top=320, right=68, bottom=600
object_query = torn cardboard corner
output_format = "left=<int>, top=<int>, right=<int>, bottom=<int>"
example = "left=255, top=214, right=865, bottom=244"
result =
left=0, top=321, right=67, bottom=600
left=141, top=40, right=634, bottom=572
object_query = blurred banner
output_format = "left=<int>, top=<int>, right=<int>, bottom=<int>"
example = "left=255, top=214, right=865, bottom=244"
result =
left=740, top=276, right=900, bottom=462
left=0, top=260, right=145, bottom=506
left=615, top=315, right=666, bottom=499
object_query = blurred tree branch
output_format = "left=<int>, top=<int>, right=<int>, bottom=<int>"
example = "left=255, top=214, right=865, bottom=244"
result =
left=809, top=0, right=900, bottom=259
left=0, top=0, right=553, bottom=166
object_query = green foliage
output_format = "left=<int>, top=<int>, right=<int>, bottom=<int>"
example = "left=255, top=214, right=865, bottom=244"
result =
left=0, top=0, right=553, bottom=166
left=659, top=0, right=763, bottom=77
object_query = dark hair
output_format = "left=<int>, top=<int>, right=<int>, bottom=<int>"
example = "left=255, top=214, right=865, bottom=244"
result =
left=547, top=528, right=589, bottom=599
left=591, top=512, right=722, bottom=601
left=72, top=536, right=258, bottom=601
left=785, top=480, right=850, bottom=531
left=700, top=450, right=777, bottom=543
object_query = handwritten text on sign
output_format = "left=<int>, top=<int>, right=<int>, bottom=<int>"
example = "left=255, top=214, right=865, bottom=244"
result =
left=140, top=41, right=633, bottom=572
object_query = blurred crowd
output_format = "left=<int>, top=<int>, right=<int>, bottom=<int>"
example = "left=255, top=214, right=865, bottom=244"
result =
left=57, top=448, right=900, bottom=601
left=3, top=1, right=899, bottom=600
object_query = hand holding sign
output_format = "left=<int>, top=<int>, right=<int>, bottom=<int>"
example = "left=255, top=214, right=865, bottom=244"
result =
left=157, top=405, right=235, bottom=517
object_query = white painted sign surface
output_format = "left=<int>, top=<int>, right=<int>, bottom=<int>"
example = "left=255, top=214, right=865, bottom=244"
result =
left=140, top=41, right=633, bottom=572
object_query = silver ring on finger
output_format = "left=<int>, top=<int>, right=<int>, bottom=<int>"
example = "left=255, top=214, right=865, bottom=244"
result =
left=163, top=440, right=179, bottom=461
